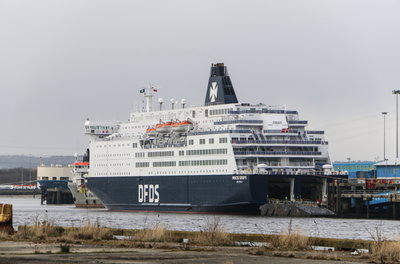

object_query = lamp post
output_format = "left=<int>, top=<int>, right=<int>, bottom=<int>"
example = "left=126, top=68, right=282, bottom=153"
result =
left=393, top=90, right=400, bottom=158
left=382, top=112, right=388, bottom=161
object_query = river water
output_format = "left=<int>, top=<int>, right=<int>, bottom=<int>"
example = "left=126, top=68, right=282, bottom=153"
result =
left=2, top=196, right=400, bottom=240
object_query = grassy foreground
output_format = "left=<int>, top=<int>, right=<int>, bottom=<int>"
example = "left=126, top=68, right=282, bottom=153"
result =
left=0, top=218, right=399, bottom=264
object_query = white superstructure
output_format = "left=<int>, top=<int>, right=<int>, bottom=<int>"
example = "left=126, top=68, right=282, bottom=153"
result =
left=86, top=90, right=329, bottom=179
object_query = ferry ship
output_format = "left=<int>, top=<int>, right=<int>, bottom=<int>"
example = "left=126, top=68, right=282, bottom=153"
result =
left=85, top=63, right=331, bottom=214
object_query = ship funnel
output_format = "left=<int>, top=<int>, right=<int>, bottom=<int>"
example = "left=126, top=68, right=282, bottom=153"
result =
left=204, top=63, right=238, bottom=105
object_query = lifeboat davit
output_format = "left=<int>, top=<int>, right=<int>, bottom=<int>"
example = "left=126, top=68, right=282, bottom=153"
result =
left=171, top=120, right=193, bottom=132
left=146, top=127, right=157, bottom=136
left=155, top=122, right=173, bottom=133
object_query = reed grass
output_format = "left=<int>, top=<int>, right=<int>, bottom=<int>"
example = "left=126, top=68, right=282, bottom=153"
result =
left=66, top=221, right=113, bottom=241
left=15, top=220, right=64, bottom=241
left=367, top=224, right=400, bottom=263
left=269, top=219, right=310, bottom=250
left=14, top=215, right=400, bottom=264
left=193, top=216, right=232, bottom=246
left=0, top=230, right=10, bottom=240
left=132, top=223, right=169, bottom=242
left=370, top=240, right=400, bottom=263
left=270, top=231, right=310, bottom=250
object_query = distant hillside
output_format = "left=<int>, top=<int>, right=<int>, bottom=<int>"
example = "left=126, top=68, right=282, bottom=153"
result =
left=0, top=168, right=37, bottom=185
left=0, top=155, right=76, bottom=169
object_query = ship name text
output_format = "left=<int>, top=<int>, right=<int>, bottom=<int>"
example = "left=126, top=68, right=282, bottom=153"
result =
left=138, top=184, right=160, bottom=203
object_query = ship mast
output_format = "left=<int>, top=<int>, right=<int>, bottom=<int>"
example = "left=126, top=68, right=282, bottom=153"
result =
left=141, top=84, right=158, bottom=112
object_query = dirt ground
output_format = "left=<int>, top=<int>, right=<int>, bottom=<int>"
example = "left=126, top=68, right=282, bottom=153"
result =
left=0, top=241, right=370, bottom=264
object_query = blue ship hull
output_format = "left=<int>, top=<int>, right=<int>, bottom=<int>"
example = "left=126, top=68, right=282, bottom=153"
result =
left=87, top=174, right=269, bottom=214
left=37, top=180, right=70, bottom=191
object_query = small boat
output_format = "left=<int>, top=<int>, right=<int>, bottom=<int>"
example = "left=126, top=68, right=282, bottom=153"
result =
left=145, top=127, right=157, bottom=136
left=155, top=122, right=173, bottom=133
left=68, top=157, right=104, bottom=209
left=171, top=120, right=193, bottom=132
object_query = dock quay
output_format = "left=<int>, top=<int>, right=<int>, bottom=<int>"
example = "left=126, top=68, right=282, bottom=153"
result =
left=0, top=189, right=39, bottom=196
left=328, top=178, right=400, bottom=219
left=40, top=187, right=74, bottom=205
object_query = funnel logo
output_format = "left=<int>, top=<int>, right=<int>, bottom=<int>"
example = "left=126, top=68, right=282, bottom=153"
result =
left=209, top=82, right=218, bottom=102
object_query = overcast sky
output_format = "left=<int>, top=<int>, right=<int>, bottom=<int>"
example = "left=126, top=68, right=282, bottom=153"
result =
left=0, top=0, right=399, bottom=162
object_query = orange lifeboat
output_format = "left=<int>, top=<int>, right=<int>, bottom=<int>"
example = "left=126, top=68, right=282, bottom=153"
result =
left=146, top=127, right=157, bottom=136
left=155, top=122, right=173, bottom=133
left=171, top=120, right=193, bottom=132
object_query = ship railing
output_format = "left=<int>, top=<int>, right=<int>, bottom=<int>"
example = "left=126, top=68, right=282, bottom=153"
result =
left=233, top=140, right=328, bottom=145
left=228, top=109, right=298, bottom=115
left=189, top=129, right=252, bottom=136
left=234, top=151, right=322, bottom=156
left=188, top=129, right=326, bottom=137
left=236, top=169, right=326, bottom=176
left=306, top=130, right=325, bottom=134
left=288, top=120, right=308, bottom=124
left=237, top=162, right=315, bottom=168
left=142, top=143, right=187, bottom=149
left=263, top=130, right=299, bottom=134
left=214, top=120, right=263, bottom=125
left=85, top=126, right=118, bottom=135
left=341, top=190, right=394, bottom=195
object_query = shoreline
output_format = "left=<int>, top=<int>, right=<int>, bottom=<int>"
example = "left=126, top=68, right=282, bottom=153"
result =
left=0, top=224, right=379, bottom=264
left=0, top=240, right=369, bottom=264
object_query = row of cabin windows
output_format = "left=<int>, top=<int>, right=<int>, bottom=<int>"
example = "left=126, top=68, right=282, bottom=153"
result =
left=179, top=159, right=228, bottom=166
left=97, top=143, right=129, bottom=148
left=149, top=169, right=228, bottom=175
left=93, top=172, right=129, bottom=176
left=135, top=159, right=228, bottom=167
left=188, top=137, right=227, bottom=145
left=186, top=148, right=227, bottom=156
left=148, top=151, right=174, bottom=157
left=94, top=163, right=130, bottom=167
left=133, top=149, right=226, bottom=159
left=136, top=162, right=149, bottom=168
left=135, top=152, right=145, bottom=158
left=95, top=153, right=130, bottom=158
left=209, top=108, right=231, bottom=116
left=153, top=161, right=176, bottom=167
left=94, top=169, right=229, bottom=176
left=107, top=172, right=130, bottom=176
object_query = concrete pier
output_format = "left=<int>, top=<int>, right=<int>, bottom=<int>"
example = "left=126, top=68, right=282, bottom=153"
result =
left=328, top=178, right=400, bottom=219
left=40, top=188, right=74, bottom=205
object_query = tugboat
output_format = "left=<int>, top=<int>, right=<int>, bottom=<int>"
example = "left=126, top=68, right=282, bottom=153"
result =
left=67, top=150, right=104, bottom=208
